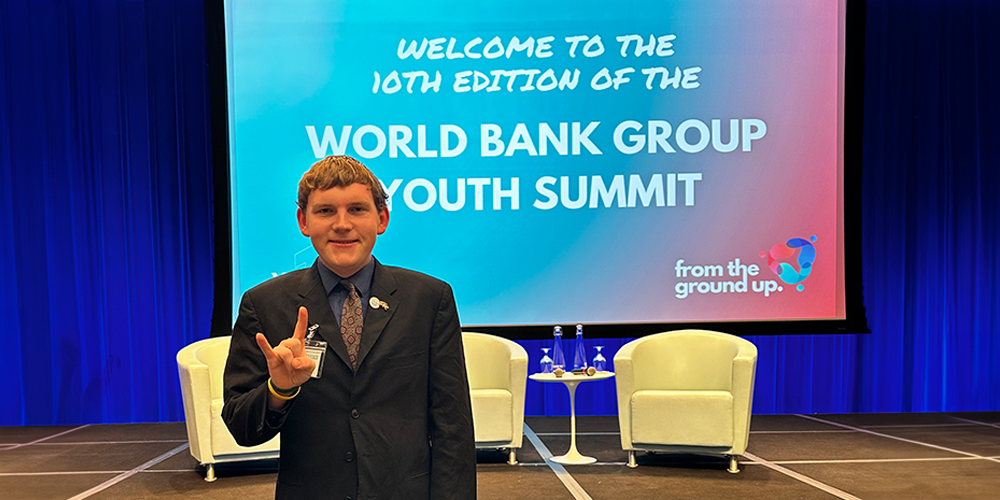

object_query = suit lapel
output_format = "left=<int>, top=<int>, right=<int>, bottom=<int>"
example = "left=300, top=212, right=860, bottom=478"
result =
left=298, top=263, right=353, bottom=370
left=356, top=260, right=398, bottom=368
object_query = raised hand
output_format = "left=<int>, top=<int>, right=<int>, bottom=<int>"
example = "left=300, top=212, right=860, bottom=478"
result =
left=255, top=306, right=317, bottom=393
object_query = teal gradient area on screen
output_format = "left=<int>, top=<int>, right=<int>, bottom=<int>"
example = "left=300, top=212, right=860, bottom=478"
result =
left=226, top=0, right=848, bottom=326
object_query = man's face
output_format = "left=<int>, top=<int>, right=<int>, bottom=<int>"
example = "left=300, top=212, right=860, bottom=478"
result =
left=297, top=183, right=389, bottom=277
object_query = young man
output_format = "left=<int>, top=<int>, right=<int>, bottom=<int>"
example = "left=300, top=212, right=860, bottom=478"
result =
left=222, top=155, right=476, bottom=500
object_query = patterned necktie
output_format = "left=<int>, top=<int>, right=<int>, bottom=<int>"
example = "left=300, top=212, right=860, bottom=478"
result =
left=339, top=279, right=363, bottom=369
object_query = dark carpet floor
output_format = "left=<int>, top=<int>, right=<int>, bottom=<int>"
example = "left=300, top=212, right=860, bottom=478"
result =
left=2, top=412, right=999, bottom=500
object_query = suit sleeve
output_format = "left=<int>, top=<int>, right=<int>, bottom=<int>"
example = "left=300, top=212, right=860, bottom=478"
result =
left=427, top=282, right=477, bottom=500
left=222, top=290, right=294, bottom=446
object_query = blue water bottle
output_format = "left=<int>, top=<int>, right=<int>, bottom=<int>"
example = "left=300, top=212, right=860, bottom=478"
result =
left=572, top=324, right=588, bottom=371
left=551, top=326, right=566, bottom=370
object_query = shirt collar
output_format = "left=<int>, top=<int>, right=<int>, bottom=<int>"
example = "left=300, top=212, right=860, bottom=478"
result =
left=317, top=258, right=376, bottom=297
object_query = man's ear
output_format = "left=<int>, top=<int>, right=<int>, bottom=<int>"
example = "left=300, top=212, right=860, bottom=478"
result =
left=297, top=207, right=310, bottom=237
left=377, top=206, right=389, bottom=235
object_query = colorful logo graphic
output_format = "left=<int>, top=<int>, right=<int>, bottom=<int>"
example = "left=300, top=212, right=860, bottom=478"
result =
left=760, top=235, right=817, bottom=291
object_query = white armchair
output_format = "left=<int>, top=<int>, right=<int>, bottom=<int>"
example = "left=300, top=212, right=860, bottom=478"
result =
left=614, top=330, right=757, bottom=472
left=462, top=332, right=528, bottom=465
left=177, top=336, right=279, bottom=481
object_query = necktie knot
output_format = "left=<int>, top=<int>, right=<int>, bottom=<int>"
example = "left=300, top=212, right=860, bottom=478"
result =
left=340, top=279, right=357, bottom=296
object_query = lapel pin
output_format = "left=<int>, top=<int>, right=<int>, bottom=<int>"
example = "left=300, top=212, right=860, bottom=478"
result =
left=369, top=297, right=380, bottom=309
left=379, top=300, right=389, bottom=310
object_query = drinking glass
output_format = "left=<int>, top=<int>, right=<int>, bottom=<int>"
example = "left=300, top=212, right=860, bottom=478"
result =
left=592, top=346, right=607, bottom=372
left=540, top=348, right=554, bottom=373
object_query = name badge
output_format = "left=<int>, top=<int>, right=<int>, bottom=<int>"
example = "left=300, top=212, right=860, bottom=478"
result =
left=304, top=340, right=327, bottom=379
left=303, top=324, right=326, bottom=379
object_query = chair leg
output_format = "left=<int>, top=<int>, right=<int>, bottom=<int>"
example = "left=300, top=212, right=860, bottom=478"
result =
left=204, top=463, right=217, bottom=482
left=628, top=450, right=637, bottom=468
left=727, top=455, right=740, bottom=474
left=508, top=448, right=517, bottom=465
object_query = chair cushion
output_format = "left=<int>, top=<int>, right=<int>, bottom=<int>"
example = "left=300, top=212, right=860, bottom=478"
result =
left=631, top=390, right=733, bottom=447
left=470, top=389, right=512, bottom=443
left=210, top=399, right=280, bottom=457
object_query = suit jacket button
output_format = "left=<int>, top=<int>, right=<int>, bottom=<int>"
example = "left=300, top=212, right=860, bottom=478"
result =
left=351, top=409, right=360, bottom=419
left=345, top=451, right=354, bottom=462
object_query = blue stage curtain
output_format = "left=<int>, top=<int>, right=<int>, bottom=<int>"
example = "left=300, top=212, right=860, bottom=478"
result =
left=840, top=0, right=999, bottom=412
left=0, top=0, right=213, bottom=425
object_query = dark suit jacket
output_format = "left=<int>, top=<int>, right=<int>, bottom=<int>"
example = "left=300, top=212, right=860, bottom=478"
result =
left=222, top=260, right=476, bottom=500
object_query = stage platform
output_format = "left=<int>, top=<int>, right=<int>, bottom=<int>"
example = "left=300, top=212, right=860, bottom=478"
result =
left=1, top=412, right=998, bottom=500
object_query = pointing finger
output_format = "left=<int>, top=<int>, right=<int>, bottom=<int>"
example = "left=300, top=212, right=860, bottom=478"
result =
left=292, top=306, right=309, bottom=342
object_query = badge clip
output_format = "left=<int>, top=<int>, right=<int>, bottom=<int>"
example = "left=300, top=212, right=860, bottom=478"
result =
left=306, top=323, right=320, bottom=341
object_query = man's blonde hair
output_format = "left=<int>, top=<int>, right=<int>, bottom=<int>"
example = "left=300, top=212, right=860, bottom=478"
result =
left=297, top=155, right=388, bottom=212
